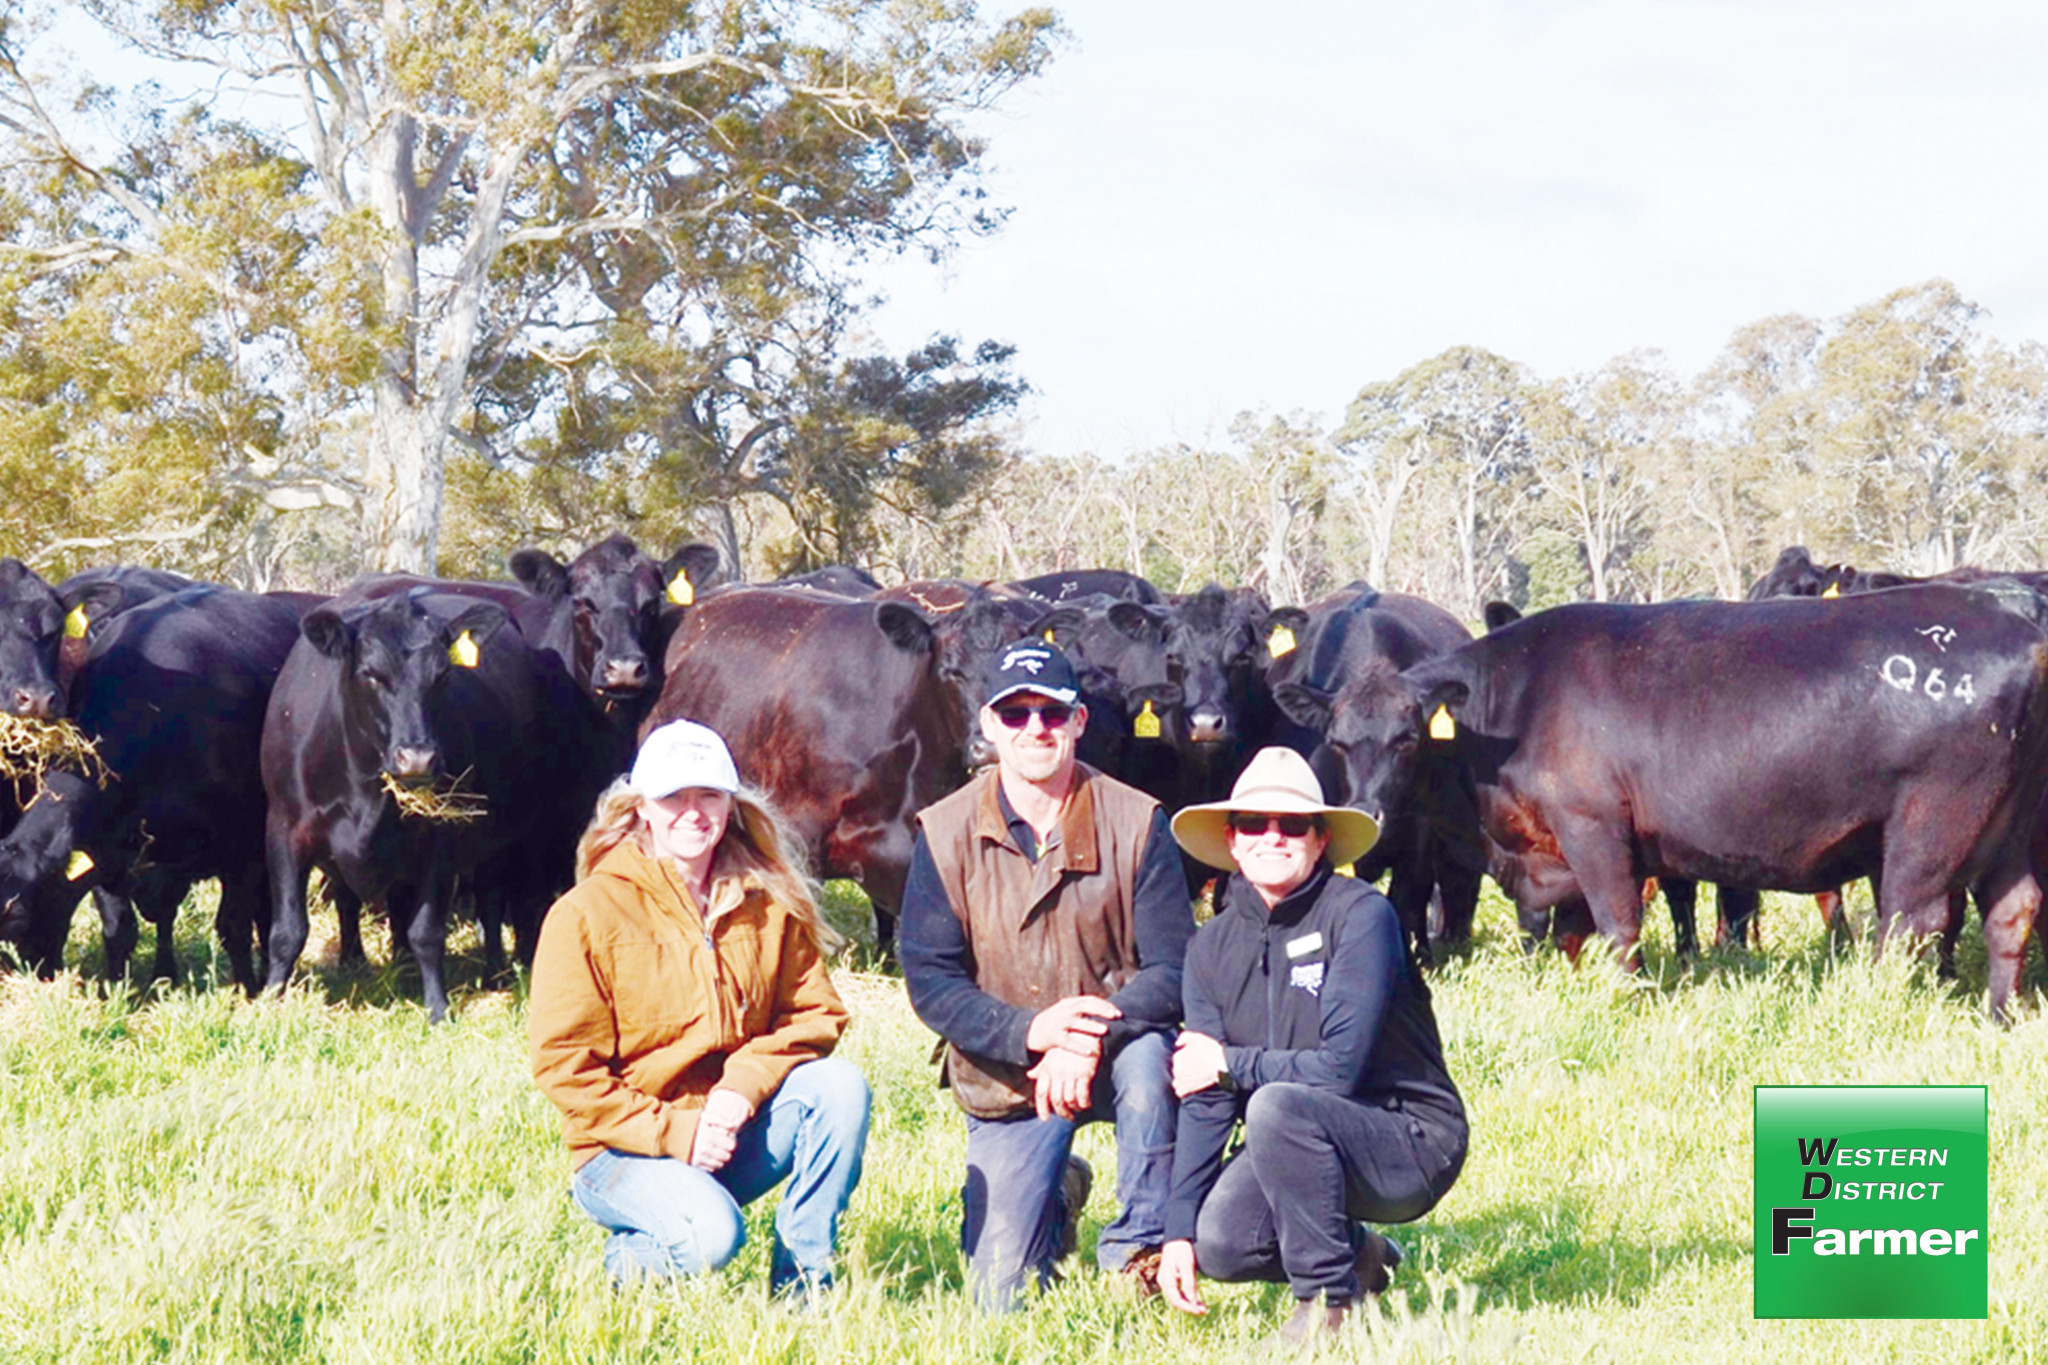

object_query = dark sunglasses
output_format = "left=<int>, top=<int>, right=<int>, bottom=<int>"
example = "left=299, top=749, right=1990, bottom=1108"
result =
left=1227, top=813, right=1323, bottom=839
left=993, top=702, right=1075, bottom=729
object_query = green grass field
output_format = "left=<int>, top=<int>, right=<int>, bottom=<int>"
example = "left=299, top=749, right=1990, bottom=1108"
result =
left=0, top=882, right=2044, bottom=1364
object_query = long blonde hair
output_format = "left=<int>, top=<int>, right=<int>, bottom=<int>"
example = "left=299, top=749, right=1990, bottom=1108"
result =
left=574, top=777, right=843, bottom=955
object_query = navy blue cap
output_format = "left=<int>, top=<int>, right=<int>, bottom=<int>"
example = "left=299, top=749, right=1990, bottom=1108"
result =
left=983, top=641, right=1081, bottom=708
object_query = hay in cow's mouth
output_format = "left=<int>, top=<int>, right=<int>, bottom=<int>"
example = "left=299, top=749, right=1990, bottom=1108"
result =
left=0, top=713, right=111, bottom=789
left=379, top=770, right=488, bottom=823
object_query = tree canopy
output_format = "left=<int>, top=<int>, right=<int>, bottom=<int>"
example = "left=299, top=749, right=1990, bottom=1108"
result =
left=0, top=0, right=1058, bottom=579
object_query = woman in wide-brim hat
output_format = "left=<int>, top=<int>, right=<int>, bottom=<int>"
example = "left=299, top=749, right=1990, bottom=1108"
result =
left=1152, top=746, right=1469, bottom=1350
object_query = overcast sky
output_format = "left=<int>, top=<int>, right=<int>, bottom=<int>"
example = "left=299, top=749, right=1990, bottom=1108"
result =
left=858, top=0, right=2048, bottom=457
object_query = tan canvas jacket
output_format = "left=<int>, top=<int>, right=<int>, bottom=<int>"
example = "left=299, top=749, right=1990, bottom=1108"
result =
left=528, top=837, right=847, bottom=1168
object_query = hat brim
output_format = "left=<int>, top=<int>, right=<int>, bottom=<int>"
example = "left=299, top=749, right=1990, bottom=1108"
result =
left=985, top=683, right=1080, bottom=708
left=1170, top=798, right=1380, bottom=872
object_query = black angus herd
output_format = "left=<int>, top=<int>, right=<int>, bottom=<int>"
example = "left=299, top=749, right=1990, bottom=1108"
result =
left=0, top=540, right=2046, bottom=1021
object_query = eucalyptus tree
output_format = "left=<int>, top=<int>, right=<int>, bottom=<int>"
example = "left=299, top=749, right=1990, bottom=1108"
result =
left=0, top=0, right=1059, bottom=572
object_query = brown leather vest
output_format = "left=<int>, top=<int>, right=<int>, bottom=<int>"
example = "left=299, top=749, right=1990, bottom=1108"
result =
left=918, top=763, right=1161, bottom=1119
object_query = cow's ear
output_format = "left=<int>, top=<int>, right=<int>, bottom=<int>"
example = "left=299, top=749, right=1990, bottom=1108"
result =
left=1419, top=679, right=1471, bottom=730
left=1107, top=602, right=1170, bottom=645
left=658, top=543, right=725, bottom=606
left=1273, top=682, right=1333, bottom=733
left=965, top=600, right=1013, bottom=652
left=0, top=558, right=29, bottom=593
left=876, top=603, right=935, bottom=656
left=1260, top=607, right=1309, bottom=659
left=1030, top=606, right=1087, bottom=652
left=509, top=549, right=570, bottom=600
left=57, top=581, right=124, bottom=634
left=1482, top=601, right=1522, bottom=632
left=302, top=607, right=356, bottom=661
left=445, top=602, right=512, bottom=654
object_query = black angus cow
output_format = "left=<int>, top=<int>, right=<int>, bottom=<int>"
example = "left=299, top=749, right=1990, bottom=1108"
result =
left=345, top=536, right=707, bottom=966
left=0, top=561, right=195, bottom=719
left=1314, top=587, right=2048, bottom=1018
left=1481, top=599, right=1754, bottom=959
left=1070, top=584, right=1272, bottom=810
left=1266, top=583, right=1481, bottom=964
left=261, top=591, right=592, bottom=1019
left=1032, top=593, right=1181, bottom=803
left=504, top=535, right=716, bottom=772
left=0, top=587, right=302, bottom=985
left=1746, top=546, right=1858, bottom=600
left=0, top=562, right=211, bottom=966
left=1011, top=569, right=1164, bottom=605
left=649, top=584, right=1025, bottom=951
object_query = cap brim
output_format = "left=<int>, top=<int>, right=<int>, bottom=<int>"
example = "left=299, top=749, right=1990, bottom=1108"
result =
left=1170, top=801, right=1380, bottom=872
left=986, top=683, right=1080, bottom=708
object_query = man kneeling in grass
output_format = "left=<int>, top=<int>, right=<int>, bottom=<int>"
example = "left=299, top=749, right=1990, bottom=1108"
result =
left=901, top=643, right=1195, bottom=1311
left=1158, top=748, right=1468, bottom=1350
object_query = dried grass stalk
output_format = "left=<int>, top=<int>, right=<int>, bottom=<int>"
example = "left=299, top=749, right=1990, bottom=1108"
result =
left=379, top=770, right=488, bottom=823
left=0, top=713, right=112, bottom=789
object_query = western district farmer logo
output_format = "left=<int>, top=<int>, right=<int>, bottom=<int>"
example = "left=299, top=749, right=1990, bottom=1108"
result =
left=1754, top=1085, right=1987, bottom=1319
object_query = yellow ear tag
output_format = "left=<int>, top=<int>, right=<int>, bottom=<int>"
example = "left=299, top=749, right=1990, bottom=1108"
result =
left=1268, top=624, right=1297, bottom=658
left=1821, top=582, right=1841, bottom=599
left=1133, top=699, right=1161, bottom=739
left=65, top=849, right=93, bottom=881
left=448, top=631, right=480, bottom=668
left=1429, top=705, right=1456, bottom=740
left=667, top=571, right=695, bottom=607
left=63, top=605, right=89, bottom=640
left=1333, top=862, right=1357, bottom=878
left=1043, top=628, right=1056, bottom=643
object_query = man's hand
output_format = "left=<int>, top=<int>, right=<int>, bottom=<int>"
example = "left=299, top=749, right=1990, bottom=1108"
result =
left=1172, top=1029, right=1227, bottom=1098
left=1158, top=1239, right=1206, bottom=1315
left=1026, top=995, right=1122, bottom=1057
left=688, top=1087, right=754, bottom=1171
left=1027, top=1046, right=1100, bottom=1120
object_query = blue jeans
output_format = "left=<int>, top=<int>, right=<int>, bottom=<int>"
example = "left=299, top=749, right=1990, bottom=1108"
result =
left=960, top=1030, right=1175, bottom=1310
left=569, top=1056, right=871, bottom=1290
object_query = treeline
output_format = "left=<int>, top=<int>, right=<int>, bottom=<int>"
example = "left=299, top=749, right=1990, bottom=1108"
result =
left=7, top=267, right=2046, bottom=614
left=901, top=277, right=2048, bottom=620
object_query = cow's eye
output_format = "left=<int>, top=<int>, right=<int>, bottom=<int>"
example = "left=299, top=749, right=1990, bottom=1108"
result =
left=360, top=672, right=385, bottom=691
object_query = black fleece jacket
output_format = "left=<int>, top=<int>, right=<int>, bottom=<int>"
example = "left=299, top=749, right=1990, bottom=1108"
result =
left=1163, top=863, right=1465, bottom=1242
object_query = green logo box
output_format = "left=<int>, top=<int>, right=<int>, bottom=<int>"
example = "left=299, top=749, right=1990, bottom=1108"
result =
left=1753, top=1085, right=1986, bottom=1319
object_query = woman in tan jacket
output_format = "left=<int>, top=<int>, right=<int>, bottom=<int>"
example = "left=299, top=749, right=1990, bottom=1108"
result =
left=530, top=720, right=869, bottom=1299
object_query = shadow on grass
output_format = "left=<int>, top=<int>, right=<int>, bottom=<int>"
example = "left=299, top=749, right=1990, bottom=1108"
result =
left=1423, top=1194, right=1749, bottom=1314
left=858, top=1211, right=967, bottom=1301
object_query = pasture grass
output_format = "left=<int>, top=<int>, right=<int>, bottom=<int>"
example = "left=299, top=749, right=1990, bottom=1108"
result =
left=0, top=882, right=2044, bottom=1363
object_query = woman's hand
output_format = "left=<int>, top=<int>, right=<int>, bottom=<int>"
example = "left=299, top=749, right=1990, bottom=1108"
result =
left=1158, top=1239, right=1206, bottom=1314
left=1172, top=1030, right=1227, bottom=1098
left=688, top=1087, right=754, bottom=1171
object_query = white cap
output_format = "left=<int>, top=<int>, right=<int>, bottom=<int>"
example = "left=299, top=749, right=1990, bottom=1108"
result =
left=630, top=719, right=740, bottom=799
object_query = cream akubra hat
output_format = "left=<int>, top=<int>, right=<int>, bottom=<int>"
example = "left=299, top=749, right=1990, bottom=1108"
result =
left=1170, top=746, right=1381, bottom=872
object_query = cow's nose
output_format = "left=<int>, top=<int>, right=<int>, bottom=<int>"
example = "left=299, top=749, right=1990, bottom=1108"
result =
left=388, top=747, right=438, bottom=783
left=601, top=657, right=648, bottom=691
left=10, top=688, right=55, bottom=720
left=1188, top=709, right=1228, bottom=743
